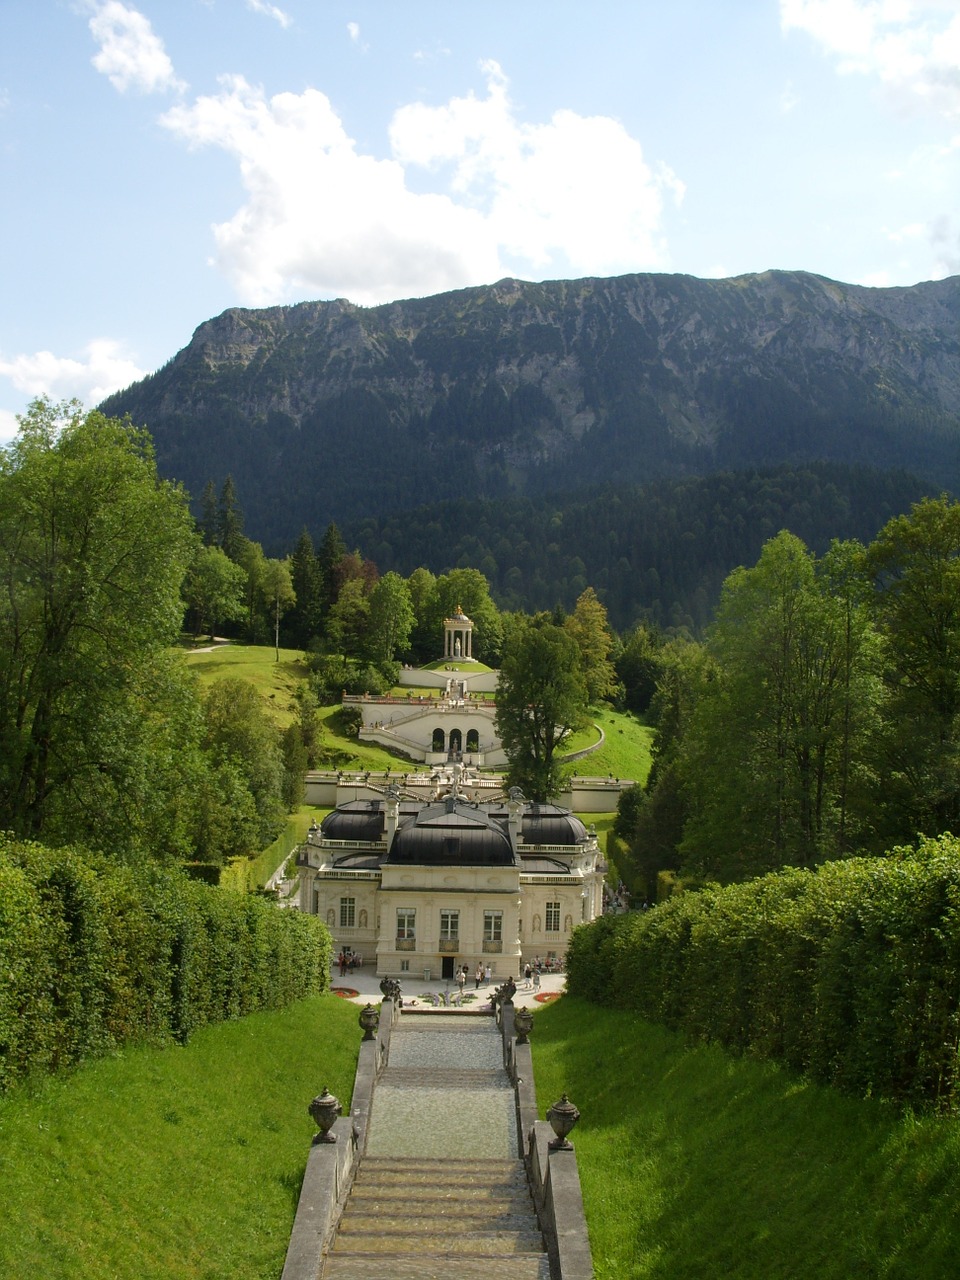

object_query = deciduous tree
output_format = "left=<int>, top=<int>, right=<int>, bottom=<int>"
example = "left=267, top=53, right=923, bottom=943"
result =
left=494, top=613, right=588, bottom=801
left=0, top=398, right=196, bottom=848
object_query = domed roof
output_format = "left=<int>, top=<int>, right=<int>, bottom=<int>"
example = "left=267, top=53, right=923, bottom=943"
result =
left=321, top=799, right=384, bottom=843
left=522, top=804, right=590, bottom=847
left=386, top=795, right=516, bottom=866
left=479, top=801, right=590, bottom=847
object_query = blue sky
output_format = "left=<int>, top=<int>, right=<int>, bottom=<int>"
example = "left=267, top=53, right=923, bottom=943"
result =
left=1, top=1, right=958, bottom=443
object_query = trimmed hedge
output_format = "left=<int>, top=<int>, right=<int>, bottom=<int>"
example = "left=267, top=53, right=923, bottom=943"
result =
left=0, top=836, right=332, bottom=1091
left=567, top=837, right=960, bottom=1109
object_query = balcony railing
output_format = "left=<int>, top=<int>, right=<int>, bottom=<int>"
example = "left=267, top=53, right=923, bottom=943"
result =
left=482, top=939, right=503, bottom=953
left=395, top=937, right=415, bottom=951
left=438, top=937, right=459, bottom=953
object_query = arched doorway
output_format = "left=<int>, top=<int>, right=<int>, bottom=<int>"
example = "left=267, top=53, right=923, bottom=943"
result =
left=448, top=728, right=462, bottom=758
left=432, top=727, right=445, bottom=753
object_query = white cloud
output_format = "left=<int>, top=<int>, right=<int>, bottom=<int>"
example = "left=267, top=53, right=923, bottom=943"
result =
left=247, top=0, right=292, bottom=30
left=159, top=63, right=681, bottom=307
left=88, top=1, right=185, bottom=95
left=781, top=1, right=960, bottom=117
left=390, top=61, right=683, bottom=277
left=886, top=220, right=927, bottom=241
left=346, top=22, right=368, bottom=53
left=0, top=340, right=146, bottom=409
left=859, top=270, right=893, bottom=286
left=161, top=75, right=501, bottom=306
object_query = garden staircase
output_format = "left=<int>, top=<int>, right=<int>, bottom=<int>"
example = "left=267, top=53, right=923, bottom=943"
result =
left=321, top=1154, right=550, bottom=1278
left=319, top=1015, right=551, bottom=1279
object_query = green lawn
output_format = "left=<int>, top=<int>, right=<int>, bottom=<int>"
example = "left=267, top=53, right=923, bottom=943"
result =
left=0, top=994, right=360, bottom=1280
left=182, top=643, right=656, bottom=783
left=183, top=643, right=310, bottom=728
left=532, top=997, right=960, bottom=1280
left=564, top=704, right=655, bottom=785
left=12, top=987, right=955, bottom=1280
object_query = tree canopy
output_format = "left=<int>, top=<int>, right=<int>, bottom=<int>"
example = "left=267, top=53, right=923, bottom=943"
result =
left=494, top=613, right=588, bottom=801
left=0, top=399, right=197, bottom=849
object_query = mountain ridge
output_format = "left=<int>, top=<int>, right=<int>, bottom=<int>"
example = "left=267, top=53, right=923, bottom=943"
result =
left=101, top=269, right=960, bottom=546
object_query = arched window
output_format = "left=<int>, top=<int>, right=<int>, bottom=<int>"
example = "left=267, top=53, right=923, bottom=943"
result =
left=466, top=728, right=479, bottom=752
left=432, top=727, right=445, bottom=752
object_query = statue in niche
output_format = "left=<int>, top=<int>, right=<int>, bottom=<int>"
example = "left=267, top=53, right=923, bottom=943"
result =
left=454, top=636, right=461, bottom=657
left=326, top=908, right=335, bottom=926
left=359, top=909, right=368, bottom=929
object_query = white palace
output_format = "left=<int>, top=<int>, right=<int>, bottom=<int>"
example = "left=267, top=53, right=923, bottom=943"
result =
left=296, top=607, right=612, bottom=979
left=297, top=765, right=606, bottom=981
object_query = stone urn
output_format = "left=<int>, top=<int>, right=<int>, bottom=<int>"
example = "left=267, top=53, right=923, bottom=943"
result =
left=359, top=1003, right=379, bottom=1041
left=308, top=1086, right=341, bottom=1143
left=514, top=1007, right=534, bottom=1043
left=547, top=1093, right=580, bottom=1149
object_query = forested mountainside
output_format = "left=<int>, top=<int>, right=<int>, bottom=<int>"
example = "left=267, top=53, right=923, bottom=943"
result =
left=101, top=269, right=960, bottom=548
left=342, top=463, right=933, bottom=633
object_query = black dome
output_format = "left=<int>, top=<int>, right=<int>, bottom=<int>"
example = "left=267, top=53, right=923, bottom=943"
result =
left=321, top=800, right=383, bottom=843
left=387, top=796, right=517, bottom=866
left=522, top=804, right=589, bottom=846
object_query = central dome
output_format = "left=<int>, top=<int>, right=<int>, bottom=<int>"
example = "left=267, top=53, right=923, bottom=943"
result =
left=386, top=795, right=516, bottom=866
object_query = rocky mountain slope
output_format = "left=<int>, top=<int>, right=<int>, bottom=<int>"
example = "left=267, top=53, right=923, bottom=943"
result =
left=101, top=270, right=960, bottom=545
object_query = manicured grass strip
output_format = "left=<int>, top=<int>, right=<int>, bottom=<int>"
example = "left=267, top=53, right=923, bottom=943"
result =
left=532, top=997, right=960, bottom=1280
left=562, top=705, right=654, bottom=784
left=222, top=805, right=327, bottom=893
left=0, top=994, right=360, bottom=1280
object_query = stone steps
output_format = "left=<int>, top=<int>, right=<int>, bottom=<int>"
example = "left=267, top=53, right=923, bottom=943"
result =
left=323, top=1155, right=550, bottom=1279
left=322, top=1255, right=552, bottom=1279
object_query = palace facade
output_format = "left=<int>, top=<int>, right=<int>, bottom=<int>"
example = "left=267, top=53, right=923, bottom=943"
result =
left=297, top=767, right=605, bottom=980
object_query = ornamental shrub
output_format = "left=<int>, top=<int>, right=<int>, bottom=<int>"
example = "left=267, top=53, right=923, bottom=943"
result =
left=0, top=836, right=331, bottom=1091
left=568, top=837, right=960, bottom=1109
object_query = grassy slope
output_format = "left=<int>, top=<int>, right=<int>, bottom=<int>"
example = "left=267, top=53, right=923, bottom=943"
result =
left=183, top=643, right=310, bottom=728
left=563, top=704, right=655, bottom=784
left=9, top=988, right=957, bottom=1279
left=184, top=643, right=655, bottom=781
left=532, top=997, right=960, bottom=1280
left=0, top=995, right=360, bottom=1280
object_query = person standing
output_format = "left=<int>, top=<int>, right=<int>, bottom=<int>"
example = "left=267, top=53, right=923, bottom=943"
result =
left=485, top=963, right=492, bottom=985
left=475, top=963, right=483, bottom=989
left=456, top=965, right=466, bottom=995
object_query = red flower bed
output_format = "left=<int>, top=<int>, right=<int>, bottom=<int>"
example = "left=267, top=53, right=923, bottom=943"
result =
left=331, top=987, right=360, bottom=998
left=534, top=992, right=561, bottom=1003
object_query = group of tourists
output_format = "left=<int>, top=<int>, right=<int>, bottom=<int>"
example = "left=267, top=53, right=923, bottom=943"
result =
left=455, top=963, right=494, bottom=991
left=337, top=950, right=362, bottom=977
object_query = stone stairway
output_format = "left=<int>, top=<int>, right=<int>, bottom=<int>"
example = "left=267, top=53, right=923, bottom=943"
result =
left=322, top=1155, right=551, bottom=1278
left=320, top=1014, right=552, bottom=1279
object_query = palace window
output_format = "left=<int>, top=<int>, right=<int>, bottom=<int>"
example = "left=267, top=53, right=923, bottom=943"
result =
left=339, top=896, right=356, bottom=928
left=440, top=909, right=459, bottom=940
left=397, top=909, right=416, bottom=940
left=483, top=910, right=503, bottom=942
left=545, top=901, right=561, bottom=932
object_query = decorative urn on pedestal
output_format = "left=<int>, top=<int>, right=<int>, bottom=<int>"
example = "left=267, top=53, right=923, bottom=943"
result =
left=359, top=1003, right=379, bottom=1041
left=514, top=1007, right=534, bottom=1043
left=547, top=1093, right=580, bottom=1149
left=308, top=1086, right=342, bottom=1143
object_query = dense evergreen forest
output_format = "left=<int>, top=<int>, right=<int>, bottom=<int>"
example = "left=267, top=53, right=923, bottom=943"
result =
left=343, top=462, right=935, bottom=632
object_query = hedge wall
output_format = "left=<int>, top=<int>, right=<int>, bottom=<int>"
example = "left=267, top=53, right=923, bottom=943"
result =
left=566, top=836, right=960, bottom=1109
left=0, top=837, right=332, bottom=1091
